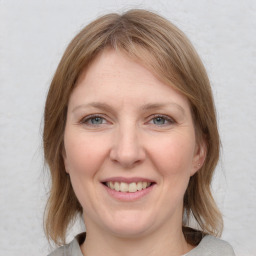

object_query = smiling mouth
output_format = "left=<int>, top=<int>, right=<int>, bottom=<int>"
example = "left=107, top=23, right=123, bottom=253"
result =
left=103, top=181, right=153, bottom=193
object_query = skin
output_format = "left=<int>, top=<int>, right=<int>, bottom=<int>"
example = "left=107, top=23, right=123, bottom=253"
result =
left=63, top=49, right=206, bottom=256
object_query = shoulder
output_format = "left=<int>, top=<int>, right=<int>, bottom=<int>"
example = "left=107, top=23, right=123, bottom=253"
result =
left=187, top=235, right=236, bottom=256
left=47, top=245, right=66, bottom=256
left=47, top=233, right=85, bottom=256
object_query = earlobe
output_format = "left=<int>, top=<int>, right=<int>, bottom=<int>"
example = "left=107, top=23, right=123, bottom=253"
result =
left=191, top=140, right=207, bottom=176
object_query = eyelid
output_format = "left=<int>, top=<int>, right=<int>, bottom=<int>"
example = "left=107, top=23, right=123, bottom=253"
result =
left=147, top=114, right=176, bottom=125
left=78, top=113, right=176, bottom=127
left=79, top=114, right=109, bottom=125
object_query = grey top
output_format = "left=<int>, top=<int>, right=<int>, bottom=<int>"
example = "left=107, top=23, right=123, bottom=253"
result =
left=48, top=233, right=235, bottom=256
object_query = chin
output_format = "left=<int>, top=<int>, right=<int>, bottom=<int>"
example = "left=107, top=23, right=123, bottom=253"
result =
left=108, top=224, right=152, bottom=239
left=101, top=211, right=156, bottom=238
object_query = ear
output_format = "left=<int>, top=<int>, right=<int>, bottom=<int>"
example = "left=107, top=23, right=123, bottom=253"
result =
left=191, top=139, right=207, bottom=176
left=62, top=147, right=70, bottom=174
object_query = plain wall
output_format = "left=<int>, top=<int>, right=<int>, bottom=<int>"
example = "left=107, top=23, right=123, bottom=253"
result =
left=0, top=1, right=255, bottom=255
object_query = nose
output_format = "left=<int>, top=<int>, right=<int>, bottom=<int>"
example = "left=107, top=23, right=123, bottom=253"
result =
left=109, top=124, right=146, bottom=169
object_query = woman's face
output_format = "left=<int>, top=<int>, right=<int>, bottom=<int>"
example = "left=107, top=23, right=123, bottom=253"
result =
left=63, top=49, right=205, bottom=238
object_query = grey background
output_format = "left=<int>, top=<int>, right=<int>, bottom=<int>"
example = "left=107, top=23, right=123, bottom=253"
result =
left=0, top=1, right=255, bottom=255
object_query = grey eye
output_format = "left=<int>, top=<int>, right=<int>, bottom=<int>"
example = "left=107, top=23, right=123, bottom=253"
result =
left=89, top=117, right=104, bottom=124
left=152, top=117, right=166, bottom=125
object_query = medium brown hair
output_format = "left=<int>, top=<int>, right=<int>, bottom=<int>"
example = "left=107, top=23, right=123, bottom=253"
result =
left=43, top=9, right=223, bottom=245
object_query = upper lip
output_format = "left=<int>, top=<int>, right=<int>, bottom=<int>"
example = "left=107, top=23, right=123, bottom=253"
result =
left=101, top=177, right=156, bottom=184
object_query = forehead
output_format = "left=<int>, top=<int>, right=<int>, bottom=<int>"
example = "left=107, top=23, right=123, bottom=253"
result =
left=69, top=49, right=190, bottom=111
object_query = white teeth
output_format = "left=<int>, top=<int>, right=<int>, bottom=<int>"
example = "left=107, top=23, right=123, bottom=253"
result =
left=106, top=181, right=152, bottom=192
left=120, top=182, right=128, bottom=192
left=137, top=182, right=142, bottom=191
left=128, top=182, right=137, bottom=193
left=109, top=181, right=114, bottom=189
left=114, top=182, right=120, bottom=191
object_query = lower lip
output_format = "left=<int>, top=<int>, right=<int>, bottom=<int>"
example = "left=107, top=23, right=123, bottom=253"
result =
left=103, top=184, right=155, bottom=201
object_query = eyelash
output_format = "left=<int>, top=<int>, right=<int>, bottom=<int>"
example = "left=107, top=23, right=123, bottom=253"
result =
left=79, top=114, right=176, bottom=127
left=80, top=114, right=108, bottom=126
left=148, top=114, right=176, bottom=126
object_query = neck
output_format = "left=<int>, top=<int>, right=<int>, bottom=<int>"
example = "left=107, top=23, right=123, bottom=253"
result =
left=81, top=224, right=193, bottom=256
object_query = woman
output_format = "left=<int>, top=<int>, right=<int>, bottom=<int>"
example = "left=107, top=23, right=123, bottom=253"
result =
left=43, top=9, right=235, bottom=256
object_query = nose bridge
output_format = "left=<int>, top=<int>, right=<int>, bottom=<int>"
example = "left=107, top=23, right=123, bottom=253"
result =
left=110, top=121, right=145, bottom=168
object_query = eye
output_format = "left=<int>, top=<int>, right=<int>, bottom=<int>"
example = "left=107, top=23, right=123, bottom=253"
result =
left=149, top=115, right=175, bottom=126
left=152, top=117, right=167, bottom=125
left=80, top=115, right=107, bottom=126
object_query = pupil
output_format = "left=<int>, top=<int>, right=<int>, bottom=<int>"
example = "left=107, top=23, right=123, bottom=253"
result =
left=92, top=117, right=102, bottom=124
left=154, top=117, right=165, bottom=124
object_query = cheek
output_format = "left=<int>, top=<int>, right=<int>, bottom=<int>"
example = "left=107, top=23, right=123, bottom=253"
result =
left=148, top=133, right=196, bottom=208
left=63, top=133, right=110, bottom=210
left=64, top=132, right=109, bottom=176
left=148, top=132, right=196, bottom=177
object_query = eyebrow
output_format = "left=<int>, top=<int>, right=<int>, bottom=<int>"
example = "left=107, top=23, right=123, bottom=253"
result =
left=72, top=102, right=115, bottom=113
left=140, top=103, right=185, bottom=114
left=71, top=102, right=185, bottom=115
